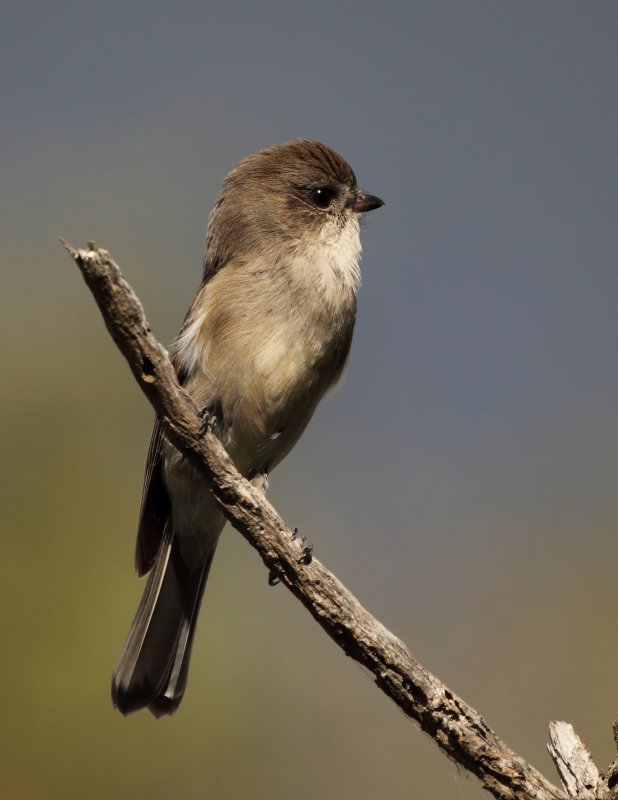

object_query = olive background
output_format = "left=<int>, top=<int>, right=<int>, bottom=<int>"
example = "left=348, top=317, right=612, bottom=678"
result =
left=2, top=2, right=617, bottom=798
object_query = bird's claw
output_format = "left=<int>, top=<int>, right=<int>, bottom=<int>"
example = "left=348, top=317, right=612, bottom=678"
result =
left=298, top=541, right=313, bottom=565
left=268, top=528, right=312, bottom=584
left=290, top=527, right=312, bottom=564
left=199, top=405, right=219, bottom=435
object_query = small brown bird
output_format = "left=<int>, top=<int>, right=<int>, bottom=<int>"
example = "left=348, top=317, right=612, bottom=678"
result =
left=111, top=140, right=384, bottom=716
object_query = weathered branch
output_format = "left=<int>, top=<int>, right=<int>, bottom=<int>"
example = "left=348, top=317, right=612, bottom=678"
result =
left=547, top=722, right=600, bottom=798
left=63, top=240, right=576, bottom=800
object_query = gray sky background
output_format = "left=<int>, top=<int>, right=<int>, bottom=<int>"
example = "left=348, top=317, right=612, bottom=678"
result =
left=2, top=3, right=617, bottom=799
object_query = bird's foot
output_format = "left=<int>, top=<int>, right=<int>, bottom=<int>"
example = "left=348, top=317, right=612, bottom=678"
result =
left=199, top=404, right=219, bottom=436
left=298, top=541, right=313, bottom=565
left=267, top=527, right=313, bottom=586
left=291, top=527, right=313, bottom=565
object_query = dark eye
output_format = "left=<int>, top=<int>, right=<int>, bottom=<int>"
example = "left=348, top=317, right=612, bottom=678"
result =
left=308, top=186, right=335, bottom=209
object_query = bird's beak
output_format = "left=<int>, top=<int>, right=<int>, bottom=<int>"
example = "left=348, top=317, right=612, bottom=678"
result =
left=350, top=191, right=385, bottom=213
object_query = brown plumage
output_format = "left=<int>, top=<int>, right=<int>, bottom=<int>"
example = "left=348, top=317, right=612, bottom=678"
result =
left=111, top=140, right=383, bottom=716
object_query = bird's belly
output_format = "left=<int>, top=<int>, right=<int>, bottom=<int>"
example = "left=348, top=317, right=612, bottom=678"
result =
left=175, top=270, right=355, bottom=481
left=223, top=330, right=329, bottom=474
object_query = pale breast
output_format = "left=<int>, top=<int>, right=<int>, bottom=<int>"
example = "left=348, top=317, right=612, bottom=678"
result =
left=173, top=221, right=360, bottom=475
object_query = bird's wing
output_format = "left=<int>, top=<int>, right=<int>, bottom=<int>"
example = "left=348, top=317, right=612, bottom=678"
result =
left=134, top=259, right=227, bottom=576
left=134, top=418, right=169, bottom=575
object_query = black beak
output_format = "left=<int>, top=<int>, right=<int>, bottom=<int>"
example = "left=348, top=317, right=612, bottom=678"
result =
left=350, top=191, right=385, bottom=213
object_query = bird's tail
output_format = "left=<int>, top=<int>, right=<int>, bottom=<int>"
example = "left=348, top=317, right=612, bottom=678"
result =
left=111, top=526, right=215, bottom=718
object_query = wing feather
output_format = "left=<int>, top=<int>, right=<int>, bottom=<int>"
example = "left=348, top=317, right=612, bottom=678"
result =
left=135, top=419, right=169, bottom=575
left=134, top=265, right=225, bottom=577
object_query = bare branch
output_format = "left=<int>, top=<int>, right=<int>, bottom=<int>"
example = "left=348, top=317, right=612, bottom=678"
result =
left=596, top=723, right=618, bottom=800
left=63, top=240, right=567, bottom=800
left=547, top=722, right=601, bottom=798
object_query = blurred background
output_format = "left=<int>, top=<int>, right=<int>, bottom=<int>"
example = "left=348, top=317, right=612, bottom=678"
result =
left=2, top=2, right=617, bottom=798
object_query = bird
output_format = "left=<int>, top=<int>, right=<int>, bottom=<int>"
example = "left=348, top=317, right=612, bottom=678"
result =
left=111, top=139, right=384, bottom=716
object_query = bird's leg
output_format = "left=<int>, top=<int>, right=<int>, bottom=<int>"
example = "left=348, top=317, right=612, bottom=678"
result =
left=291, top=527, right=313, bottom=564
left=199, top=401, right=221, bottom=436
left=268, top=527, right=313, bottom=586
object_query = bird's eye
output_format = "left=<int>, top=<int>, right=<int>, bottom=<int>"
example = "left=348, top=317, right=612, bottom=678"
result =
left=308, top=186, right=335, bottom=209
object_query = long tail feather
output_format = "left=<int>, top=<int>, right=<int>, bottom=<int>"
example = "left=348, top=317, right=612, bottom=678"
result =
left=111, top=527, right=215, bottom=717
